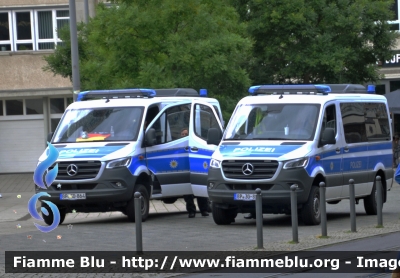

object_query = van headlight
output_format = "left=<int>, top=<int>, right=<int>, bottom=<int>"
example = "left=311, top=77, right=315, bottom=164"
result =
left=283, top=158, right=308, bottom=169
left=210, top=159, right=222, bottom=168
left=106, top=157, right=132, bottom=168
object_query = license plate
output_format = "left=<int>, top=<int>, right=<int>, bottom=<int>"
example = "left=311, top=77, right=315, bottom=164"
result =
left=60, top=193, right=86, bottom=200
left=234, top=193, right=256, bottom=201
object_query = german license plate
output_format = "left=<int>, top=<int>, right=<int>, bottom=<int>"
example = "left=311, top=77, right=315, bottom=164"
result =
left=60, top=193, right=86, bottom=200
left=234, top=193, right=256, bottom=201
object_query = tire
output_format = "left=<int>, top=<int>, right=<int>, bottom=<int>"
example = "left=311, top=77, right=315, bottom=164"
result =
left=211, top=202, right=236, bottom=225
left=126, top=184, right=150, bottom=222
left=162, top=197, right=178, bottom=204
left=41, top=202, right=66, bottom=225
left=364, top=176, right=383, bottom=215
left=301, top=186, right=321, bottom=225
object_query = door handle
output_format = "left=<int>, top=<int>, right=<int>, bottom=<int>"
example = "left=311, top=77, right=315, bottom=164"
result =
left=184, top=146, right=189, bottom=151
left=344, top=146, right=349, bottom=153
left=190, top=146, right=199, bottom=152
left=335, top=148, right=340, bottom=154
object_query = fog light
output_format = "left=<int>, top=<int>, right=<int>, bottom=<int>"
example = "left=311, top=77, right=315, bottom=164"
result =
left=115, top=182, right=122, bottom=187
left=208, top=182, right=215, bottom=189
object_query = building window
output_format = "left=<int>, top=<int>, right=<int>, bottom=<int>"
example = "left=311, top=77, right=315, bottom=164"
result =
left=0, top=8, right=69, bottom=52
left=50, top=98, right=65, bottom=113
left=375, top=84, right=386, bottom=95
left=390, top=80, right=400, bottom=92
left=0, top=100, right=3, bottom=115
left=51, top=118, right=61, bottom=132
left=26, top=99, right=43, bottom=114
left=5, top=100, right=23, bottom=115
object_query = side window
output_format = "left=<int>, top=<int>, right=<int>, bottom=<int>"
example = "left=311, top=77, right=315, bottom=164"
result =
left=364, top=103, right=390, bottom=141
left=149, top=104, right=191, bottom=145
left=194, top=104, right=221, bottom=140
left=340, top=103, right=367, bottom=143
left=322, top=104, right=337, bottom=135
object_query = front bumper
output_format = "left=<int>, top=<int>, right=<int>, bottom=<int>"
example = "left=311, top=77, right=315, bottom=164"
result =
left=35, top=167, right=137, bottom=213
left=207, top=166, right=314, bottom=214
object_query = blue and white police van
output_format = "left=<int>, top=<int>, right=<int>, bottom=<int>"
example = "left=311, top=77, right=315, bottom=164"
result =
left=206, top=84, right=393, bottom=225
left=35, top=88, right=224, bottom=224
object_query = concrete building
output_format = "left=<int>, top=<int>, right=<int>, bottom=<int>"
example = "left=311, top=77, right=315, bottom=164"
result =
left=0, top=0, right=100, bottom=173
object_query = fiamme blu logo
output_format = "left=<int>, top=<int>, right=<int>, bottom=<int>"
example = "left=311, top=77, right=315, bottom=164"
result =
left=28, top=142, right=60, bottom=233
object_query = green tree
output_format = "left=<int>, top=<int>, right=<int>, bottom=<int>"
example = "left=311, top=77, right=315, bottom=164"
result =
left=231, top=0, right=399, bottom=84
left=43, top=0, right=252, bottom=122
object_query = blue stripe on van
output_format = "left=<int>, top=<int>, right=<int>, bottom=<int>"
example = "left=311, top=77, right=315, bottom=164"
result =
left=219, top=145, right=302, bottom=158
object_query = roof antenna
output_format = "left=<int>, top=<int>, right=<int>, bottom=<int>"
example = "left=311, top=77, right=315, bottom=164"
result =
left=105, top=97, right=110, bottom=103
left=279, top=93, right=283, bottom=99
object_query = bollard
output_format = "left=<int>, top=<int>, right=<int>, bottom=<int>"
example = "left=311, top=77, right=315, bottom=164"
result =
left=255, top=188, right=264, bottom=249
left=319, top=182, right=327, bottom=237
left=349, top=179, right=357, bottom=232
left=134, top=192, right=143, bottom=252
left=376, top=176, right=383, bottom=227
left=290, top=184, right=299, bottom=243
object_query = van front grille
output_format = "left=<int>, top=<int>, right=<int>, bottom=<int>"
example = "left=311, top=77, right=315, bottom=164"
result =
left=51, top=161, right=102, bottom=180
left=222, top=160, right=278, bottom=180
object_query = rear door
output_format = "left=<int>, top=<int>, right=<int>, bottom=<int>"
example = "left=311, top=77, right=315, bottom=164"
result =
left=188, top=100, right=223, bottom=197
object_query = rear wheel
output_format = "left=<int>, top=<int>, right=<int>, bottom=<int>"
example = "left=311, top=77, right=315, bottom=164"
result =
left=126, top=184, right=150, bottom=222
left=211, top=203, right=236, bottom=225
left=301, top=186, right=321, bottom=225
left=364, top=176, right=383, bottom=215
left=41, top=203, right=66, bottom=225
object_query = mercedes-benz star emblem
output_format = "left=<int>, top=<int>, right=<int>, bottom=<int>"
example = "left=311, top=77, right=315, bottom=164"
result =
left=66, top=164, right=78, bottom=176
left=242, top=163, right=254, bottom=176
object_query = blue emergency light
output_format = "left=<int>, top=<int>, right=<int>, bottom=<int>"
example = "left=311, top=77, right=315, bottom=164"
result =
left=248, top=84, right=331, bottom=96
left=77, top=88, right=156, bottom=101
left=199, top=89, right=208, bottom=97
left=367, top=85, right=376, bottom=94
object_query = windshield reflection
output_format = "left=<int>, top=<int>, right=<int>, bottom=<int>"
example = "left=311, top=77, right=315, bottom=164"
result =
left=224, top=103, right=320, bottom=141
left=53, top=107, right=144, bottom=143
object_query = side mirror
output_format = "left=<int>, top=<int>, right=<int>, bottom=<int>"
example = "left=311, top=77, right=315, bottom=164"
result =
left=319, top=128, right=336, bottom=147
left=145, top=128, right=157, bottom=146
left=207, top=128, right=222, bottom=145
left=47, top=132, right=54, bottom=142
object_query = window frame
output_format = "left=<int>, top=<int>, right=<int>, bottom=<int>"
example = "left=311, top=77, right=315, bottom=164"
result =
left=0, top=7, right=69, bottom=52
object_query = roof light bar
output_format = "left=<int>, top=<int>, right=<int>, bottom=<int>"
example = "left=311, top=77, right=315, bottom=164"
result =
left=77, top=89, right=156, bottom=101
left=248, top=84, right=331, bottom=96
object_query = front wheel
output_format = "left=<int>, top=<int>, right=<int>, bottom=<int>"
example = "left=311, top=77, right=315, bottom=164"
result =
left=364, top=176, right=383, bottom=215
left=301, top=186, right=321, bottom=225
left=41, top=202, right=66, bottom=225
left=211, top=203, right=236, bottom=225
left=126, top=184, right=150, bottom=222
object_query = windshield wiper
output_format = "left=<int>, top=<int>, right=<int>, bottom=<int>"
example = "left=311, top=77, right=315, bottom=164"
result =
left=252, top=137, right=286, bottom=140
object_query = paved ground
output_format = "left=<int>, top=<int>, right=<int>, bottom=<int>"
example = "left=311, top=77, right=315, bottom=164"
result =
left=1, top=173, right=400, bottom=278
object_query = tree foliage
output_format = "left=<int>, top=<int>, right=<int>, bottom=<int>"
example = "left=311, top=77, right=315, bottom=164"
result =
left=231, top=0, right=399, bottom=84
left=44, top=0, right=252, bottom=121
left=44, top=0, right=399, bottom=120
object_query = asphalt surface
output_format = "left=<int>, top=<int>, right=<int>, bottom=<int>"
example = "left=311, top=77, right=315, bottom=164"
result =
left=1, top=173, right=400, bottom=278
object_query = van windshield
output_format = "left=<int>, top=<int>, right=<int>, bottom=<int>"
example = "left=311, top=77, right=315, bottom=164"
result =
left=224, top=103, right=320, bottom=141
left=53, top=107, right=144, bottom=143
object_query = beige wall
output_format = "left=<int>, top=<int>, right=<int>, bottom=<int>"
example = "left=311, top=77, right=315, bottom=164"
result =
left=0, top=52, right=71, bottom=90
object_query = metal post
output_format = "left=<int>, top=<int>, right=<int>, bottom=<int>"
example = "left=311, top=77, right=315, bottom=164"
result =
left=319, top=182, right=327, bottom=237
left=134, top=192, right=143, bottom=252
left=376, top=176, right=383, bottom=227
left=84, top=0, right=89, bottom=24
left=290, top=184, right=298, bottom=243
left=255, top=188, right=263, bottom=249
left=349, top=179, right=357, bottom=232
left=69, top=0, right=81, bottom=101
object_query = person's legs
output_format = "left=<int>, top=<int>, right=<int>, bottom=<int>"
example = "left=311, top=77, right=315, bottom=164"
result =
left=197, top=197, right=209, bottom=216
left=183, top=195, right=196, bottom=218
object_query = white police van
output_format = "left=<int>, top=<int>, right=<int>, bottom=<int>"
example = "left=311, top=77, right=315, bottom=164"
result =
left=36, top=88, right=224, bottom=224
left=206, top=84, right=393, bottom=225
